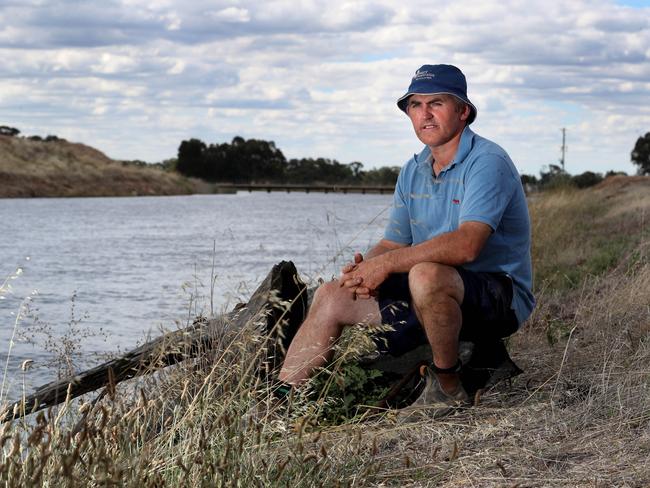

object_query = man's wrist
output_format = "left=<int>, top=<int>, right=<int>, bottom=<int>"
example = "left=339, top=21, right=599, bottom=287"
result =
left=377, top=249, right=396, bottom=276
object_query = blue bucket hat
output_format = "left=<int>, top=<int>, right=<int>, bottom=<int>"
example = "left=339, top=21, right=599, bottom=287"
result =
left=397, top=64, right=477, bottom=124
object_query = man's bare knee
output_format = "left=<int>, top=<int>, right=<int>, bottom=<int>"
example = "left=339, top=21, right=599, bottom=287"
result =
left=311, top=280, right=347, bottom=310
left=310, top=279, right=380, bottom=327
left=408, top=262, right=463, bottom=303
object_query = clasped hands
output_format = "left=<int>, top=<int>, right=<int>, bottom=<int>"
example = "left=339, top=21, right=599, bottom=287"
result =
left=339, top=252, right=389, bottom=300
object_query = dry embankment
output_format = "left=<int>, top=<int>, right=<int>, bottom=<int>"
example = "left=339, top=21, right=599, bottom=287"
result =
left=0, top=135, right=198, bottom=197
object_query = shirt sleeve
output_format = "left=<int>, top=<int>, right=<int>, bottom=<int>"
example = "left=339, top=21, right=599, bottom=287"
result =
left=460, top=154, right=518, bottom=231
left=383, top=167, right=413, bottom=244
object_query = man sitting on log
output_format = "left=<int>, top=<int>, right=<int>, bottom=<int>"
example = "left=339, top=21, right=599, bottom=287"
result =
left=279, top=64, right=535, bottom=416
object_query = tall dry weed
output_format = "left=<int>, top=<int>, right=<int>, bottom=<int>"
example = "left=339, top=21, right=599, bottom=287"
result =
left=0, top=301, right=385, bottom=487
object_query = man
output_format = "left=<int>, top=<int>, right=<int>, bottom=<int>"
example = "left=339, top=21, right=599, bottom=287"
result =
left=278, top=64, right=535, bottom=414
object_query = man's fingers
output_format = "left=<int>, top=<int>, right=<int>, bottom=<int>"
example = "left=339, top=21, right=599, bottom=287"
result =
left=354, top=286, right=373, bottom=299
left=341, top=253, right=363, bottom=279
left=340, top=277, right=362, bottom=288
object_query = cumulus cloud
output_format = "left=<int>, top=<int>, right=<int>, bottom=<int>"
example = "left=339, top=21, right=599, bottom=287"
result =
left=0, top=0, right=648, bottom=175
left=209, top=7, right=250, bottom=23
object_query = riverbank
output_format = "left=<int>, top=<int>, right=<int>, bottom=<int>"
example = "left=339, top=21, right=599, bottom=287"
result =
left=0, top=134, right=199, bottom=198
left=1, top=176, right=648, bottom=486
left=0, top=135, right=394, bottom=198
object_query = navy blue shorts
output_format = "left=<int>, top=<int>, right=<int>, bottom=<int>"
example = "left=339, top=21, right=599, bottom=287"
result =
left=374, top=268, right=519, bottom=356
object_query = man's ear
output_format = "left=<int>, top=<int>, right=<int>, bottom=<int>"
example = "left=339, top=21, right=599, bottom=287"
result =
left=460, top=104, right=470, bottom=121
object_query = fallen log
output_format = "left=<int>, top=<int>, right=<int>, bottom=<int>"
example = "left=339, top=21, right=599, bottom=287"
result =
left=1, top=260, right=308, bottom=423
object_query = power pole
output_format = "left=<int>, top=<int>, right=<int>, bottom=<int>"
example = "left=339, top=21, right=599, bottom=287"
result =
left=560, top=127, right=566, bottom=171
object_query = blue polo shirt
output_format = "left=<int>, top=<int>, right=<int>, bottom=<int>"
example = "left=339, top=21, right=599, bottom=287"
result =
left=385, top=126, right=535, bottom=326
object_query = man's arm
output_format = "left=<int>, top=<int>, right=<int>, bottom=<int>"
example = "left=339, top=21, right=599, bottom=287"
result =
left=366, top=239, right=407, bottom=259
left=340, top=221, right=492, bottom=293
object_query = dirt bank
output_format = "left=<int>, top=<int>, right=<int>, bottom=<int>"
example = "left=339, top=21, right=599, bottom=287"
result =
left=0, top=135, right=199, bottom=198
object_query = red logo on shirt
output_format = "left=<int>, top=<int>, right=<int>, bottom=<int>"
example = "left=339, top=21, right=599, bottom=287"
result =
left=452, top=199, right=460, bottom=204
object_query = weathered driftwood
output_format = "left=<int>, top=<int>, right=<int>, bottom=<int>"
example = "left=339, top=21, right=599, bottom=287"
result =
left=1, top=261, right=308, bottom=423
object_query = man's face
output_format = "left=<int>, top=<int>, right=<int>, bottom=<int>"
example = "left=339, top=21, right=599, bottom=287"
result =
left=406, top=94, right=470, bottom=149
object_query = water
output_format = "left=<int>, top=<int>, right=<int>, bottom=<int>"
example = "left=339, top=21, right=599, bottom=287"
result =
left=0, top=192, right=391, bottom=397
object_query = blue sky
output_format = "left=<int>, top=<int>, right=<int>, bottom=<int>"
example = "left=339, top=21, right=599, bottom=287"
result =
left=1, top=0, right=649, bottom=176
left=615, top=0, right=650, bottom=6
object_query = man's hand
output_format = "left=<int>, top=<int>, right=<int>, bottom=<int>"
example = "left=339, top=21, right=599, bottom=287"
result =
left=338, top=240, right=404, bottom=300
left=340, top=253, right=391, bottom=299
left=340, top=252, right=364, bottom=275
left=339, top=253, right=370, bottom=299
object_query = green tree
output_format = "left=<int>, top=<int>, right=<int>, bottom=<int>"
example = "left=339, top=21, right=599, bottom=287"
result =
left=572, top=171, right=603, bottom=189
left=286, top=158, right=319, bottom=183
left=285, top=158, right=354, bottom=184
left=348, top=161, right=364, bottom=180
left=520, top=174, right=538, bottom=187
left=204, top=143, right=233, bottom=181
left=175, top=135, right=401, bottom=186
left=539, top=164, right=573, bottom=189
left=236, top=138, right=287, bottom=182
left=0, top=126, right=19, bottom=136
left=205, top=137, right=287, bottom=183
left=631, top=132, right=650, bottom=175
left=176, top=138, right=207, bottom=178
left=361, top=166, right=400, bottom=186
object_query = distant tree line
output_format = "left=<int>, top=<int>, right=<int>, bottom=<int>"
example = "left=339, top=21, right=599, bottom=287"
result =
left=1, top=125, right=67, bottom=142
left=27, top=135, right=67, bottom=142
left=5, top=122, right=648, bottom=185
left=520, top=165, right=628, bottom=191
left=174, top=136, right=400, bottom=186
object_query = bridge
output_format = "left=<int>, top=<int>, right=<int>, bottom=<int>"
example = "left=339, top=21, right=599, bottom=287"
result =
left=212, top=183, right=394, bottom=194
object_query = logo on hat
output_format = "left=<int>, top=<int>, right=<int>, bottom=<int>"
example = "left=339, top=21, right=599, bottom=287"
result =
left=413, top=68, right=435, bottom=81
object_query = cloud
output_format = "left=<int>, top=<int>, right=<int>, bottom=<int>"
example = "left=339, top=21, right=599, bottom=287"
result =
left=209, top=7, right=250, bottom=23
left=0, top=0, right=648, bottom=176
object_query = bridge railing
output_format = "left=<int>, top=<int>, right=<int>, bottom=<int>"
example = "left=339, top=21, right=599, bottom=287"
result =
left=212, top=183, right=394, bottom=194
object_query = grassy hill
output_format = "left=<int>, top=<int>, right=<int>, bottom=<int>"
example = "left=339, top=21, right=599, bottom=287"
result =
left=1, top=176, right=648, bottom=486
left=0, top=135, right=199, bottom=197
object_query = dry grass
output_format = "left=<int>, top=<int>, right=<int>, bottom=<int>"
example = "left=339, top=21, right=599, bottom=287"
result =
left=355, top=261, right=649, bottom=486
left=1, top=176, right=649, bottom=486
left=0, top=314, right=385, bottom=487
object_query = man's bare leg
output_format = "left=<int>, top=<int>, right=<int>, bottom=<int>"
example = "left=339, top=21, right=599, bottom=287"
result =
left=279, top=280, right=381, bottom=386
left=407, top=262, right=464, bottom=394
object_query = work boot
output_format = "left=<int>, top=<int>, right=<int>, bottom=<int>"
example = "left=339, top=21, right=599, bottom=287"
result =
left=397, top=364, right=469, bottom=421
